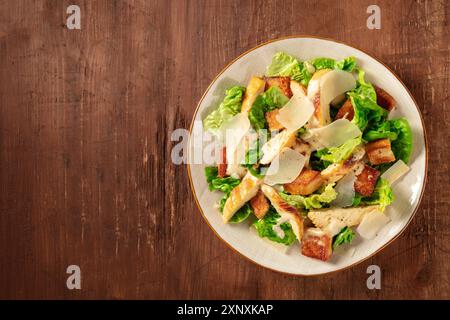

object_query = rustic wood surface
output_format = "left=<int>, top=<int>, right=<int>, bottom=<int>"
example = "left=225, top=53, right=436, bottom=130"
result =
left=0, top=0, right=448, bottom=299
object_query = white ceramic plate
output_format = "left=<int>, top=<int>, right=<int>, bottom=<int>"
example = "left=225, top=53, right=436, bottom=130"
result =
left=187, top=37, right=427, bottom=276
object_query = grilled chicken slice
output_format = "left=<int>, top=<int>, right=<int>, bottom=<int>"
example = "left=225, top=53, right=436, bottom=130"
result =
left=354, top=165, right=380, bottom=196
left=366, top=138, right=396, bottom=165
left=261, top=184, right=304, bottom=240
left=250, top=190, right=270, bottom=219
left=284, top=169, right=324, bottom=195
left=301, top=228, right=333, bottom=261
left=241, top=76, right=266, bottom=114
left=222, top=172, right=263, bottom=223
left=320, top=146, right=366, bottom=184
left=259, top=130, right=296, bottom=165
left=307, top=205, right=381, bottom=230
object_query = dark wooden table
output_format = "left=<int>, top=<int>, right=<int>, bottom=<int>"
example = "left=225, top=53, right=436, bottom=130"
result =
left=0, top=0, right=448, bottom=299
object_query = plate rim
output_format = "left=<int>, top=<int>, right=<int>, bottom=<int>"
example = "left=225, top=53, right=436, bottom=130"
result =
left=186, top=35, right=429, bottom=277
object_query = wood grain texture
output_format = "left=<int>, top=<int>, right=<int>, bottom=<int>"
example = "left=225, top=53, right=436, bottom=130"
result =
left=0, top=0, right=448, bottom=299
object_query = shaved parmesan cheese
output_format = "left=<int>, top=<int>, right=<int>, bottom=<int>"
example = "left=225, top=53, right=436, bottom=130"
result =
left=381, top=160, right=410, bottom=184
left=276, top=94, right=315, bottom=132
left=260, top=130, right=295, bottom=164
left=264, top=148, right=306, bottom=185
left=332, top=172, right=356, bottom=208
left=356, top=209, right=391, bottom=239
left=308, top=119, right=361, bottom=148
left=319, top=70, right=356, bottom=111
left=222, top=113, right=250, bottom=164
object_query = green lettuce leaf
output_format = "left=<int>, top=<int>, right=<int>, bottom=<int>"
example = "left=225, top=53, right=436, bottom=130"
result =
left=363, top=121, right=398, bottom=141
left=262, top=87, right=289, bottom=111
left=352, top=178, right=394, bottom=210
left=388, top=118, right=413, bottom=164
left=203, top=86, right=245, bottom=133
left=280, top=184, right=337, bottom=211
left=347, top=68, right=388, bottom=131
left=311, top=56, right=357, bottom=72
left=349, top=94, right=388, bottom=131
left=266, top=52, right=312, bottom=86
left=248, top=95, right=267, bottom=131
left=316, top=137, right=362, bottom=164
left=204, top=167, right=240, bottom=193
left=332, top=227, right=355, bottom=250
left=253, top=207, right=296, bottom=245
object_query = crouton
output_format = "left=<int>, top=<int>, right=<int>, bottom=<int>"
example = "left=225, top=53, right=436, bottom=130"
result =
left=335, top=99, right=354, bottom=121
left=301, top=229, right=332, bottom=261
left=264, top=76, right=293, bottom=98
left=265, top=109, right=284, bottom=131
left=250, top=190, right=269, bottom=219
left=217, top=147, right=227, bottom=178
left=366, top=139, right=396, bottom=165
left=307, top=205, right=380, bottom=229
left=374, top=86, right=395, bottom=111
left=284, top=169, right=323, bottom=195
left=354, top=165, right=380, bottom=196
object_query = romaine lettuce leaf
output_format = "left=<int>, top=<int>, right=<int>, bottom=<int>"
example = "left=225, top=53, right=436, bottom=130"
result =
left=347, top=68, right=388, bottom=131
left=204, top=166, right=240, bottom=193
left=332, top=227, right=355, bottom=249
left=266, top=52, right=312, bottom=86
left=248, top=95, right=267, bottom=131
left=349, top=94, right=388, bottom=131
left=311, top=56, right=357, bottom=72
left=388, top=118, right=413, bottom=164
left=203, top=86, right=245, bottom=133
left=316, top=137, right=362, bottom=164
left=262, top=87, right=289, bottom=111
left=253, top=207, right=296, bottom=245
left=280, top=184, right=337, bottom=211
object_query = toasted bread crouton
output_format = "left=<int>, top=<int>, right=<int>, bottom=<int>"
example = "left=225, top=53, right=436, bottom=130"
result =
left=284, top=169, right=323, bottom=196
left=265, top=109, right=284, bottom=131
left=335, top=99, right=354, bottom=121
left=354, top=165, right=380, bottom=196
left=308, top=205, right=380, bottom=230
left=217, top=147, right=227, bottom=178
left=366, top=139, right=396, bottom=165
left=301, top=229, right=332, bottom=261
left=250, top=190, right=269, bottom=219
left=264, top=76, right=292, bottom=98
left=374, top=86, right=395, bottom=111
